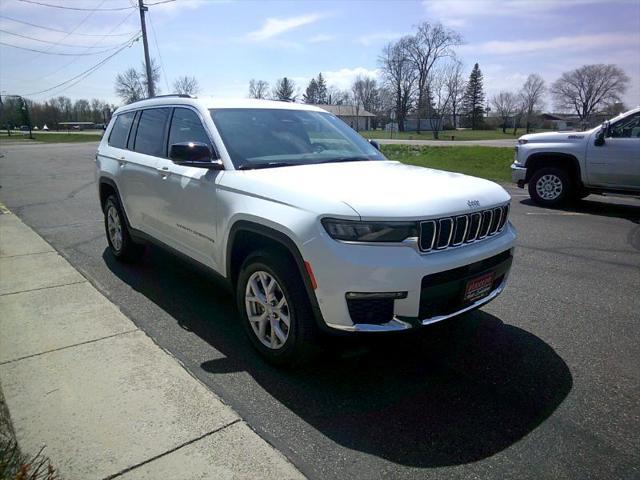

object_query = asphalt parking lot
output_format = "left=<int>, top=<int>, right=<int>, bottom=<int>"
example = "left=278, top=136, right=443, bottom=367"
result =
left=1, top=142, right=638, bottom=479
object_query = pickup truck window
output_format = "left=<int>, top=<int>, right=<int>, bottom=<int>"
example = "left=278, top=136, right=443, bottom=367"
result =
left=610, top=112, right=640, bottom=138
left=209, top=108, right=384, bottom=169
left=108, top=111, right=135, bottom=149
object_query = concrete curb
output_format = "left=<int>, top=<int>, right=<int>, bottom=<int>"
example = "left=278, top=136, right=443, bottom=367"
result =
left=0, top=208, right=304, bottom=479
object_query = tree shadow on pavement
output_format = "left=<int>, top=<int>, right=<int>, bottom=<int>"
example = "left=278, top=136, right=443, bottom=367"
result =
left=104, top=246, right=572, bottom=469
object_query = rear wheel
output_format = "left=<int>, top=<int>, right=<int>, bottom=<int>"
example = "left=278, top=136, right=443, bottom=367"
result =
left=236, top=249, right=318, bottom=366
left=528, top=167, right=572, bottom=207
left=104, top=195, right=144, bottom=262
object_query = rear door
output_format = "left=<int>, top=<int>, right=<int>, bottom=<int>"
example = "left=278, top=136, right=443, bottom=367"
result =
left=125, top=107, right=171, bottom=235
left=586, top=111, right=640, bottom=189
left=153, top=106, right=223, bottom=270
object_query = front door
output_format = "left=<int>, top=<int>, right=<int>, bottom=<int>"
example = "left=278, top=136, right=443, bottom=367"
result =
left=586, top=111, right=640, bottom=189
left=154, top=107, right=222, bottom=271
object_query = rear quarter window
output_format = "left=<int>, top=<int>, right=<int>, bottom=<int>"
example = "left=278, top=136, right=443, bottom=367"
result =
left=108, top=112, right=136, bottom=149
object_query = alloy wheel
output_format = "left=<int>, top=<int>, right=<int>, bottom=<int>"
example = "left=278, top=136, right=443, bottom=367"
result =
left=535, top=174, right=563, bottom=200
left=245, top=271, right=290, bottom=349
left=107, top=205, right=123, bottom=252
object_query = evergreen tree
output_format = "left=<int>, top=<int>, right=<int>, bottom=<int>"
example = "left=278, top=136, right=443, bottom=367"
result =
left=316, top=73, right=328, bottom=104
left=272, top=77, right=297, bottom=102
left=463, top=63, right=485, bottom=128
left=303, top=78, right=319, bottom=103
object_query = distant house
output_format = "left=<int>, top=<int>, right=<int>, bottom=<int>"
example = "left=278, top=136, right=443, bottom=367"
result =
left=311, top=104, right=375, bottom=130
left=540, top=112, right=611, bottom=131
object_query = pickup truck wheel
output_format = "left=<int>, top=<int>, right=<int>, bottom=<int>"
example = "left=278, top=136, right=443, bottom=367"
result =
left=104, top=195, right=144, bottom=262
left=236, top=250, right=317, bottom=366
left=528, top=167, right=572, bottom=207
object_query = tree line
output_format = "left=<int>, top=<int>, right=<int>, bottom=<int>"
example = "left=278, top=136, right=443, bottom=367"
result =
left=248, top=22, right=631, bottom=135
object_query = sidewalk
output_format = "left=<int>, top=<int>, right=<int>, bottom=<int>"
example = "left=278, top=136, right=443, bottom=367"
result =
left=0, top=207, right=304, bottom=479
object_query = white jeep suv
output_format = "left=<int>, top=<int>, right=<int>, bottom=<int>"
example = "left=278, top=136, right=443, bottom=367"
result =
left=96, top=96, right=516, bottom=364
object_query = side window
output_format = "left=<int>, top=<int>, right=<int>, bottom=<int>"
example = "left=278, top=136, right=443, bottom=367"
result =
left=610, top=112, right=640, bottom=138
left=168, top=108, right=212, bottom=149
left=133, top=108, right=170, bottom=157
left=108, top=111, right=135, bottom=149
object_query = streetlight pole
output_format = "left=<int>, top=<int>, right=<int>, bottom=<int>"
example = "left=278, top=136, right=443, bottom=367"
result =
left=138, top=0, right=155, bottom=98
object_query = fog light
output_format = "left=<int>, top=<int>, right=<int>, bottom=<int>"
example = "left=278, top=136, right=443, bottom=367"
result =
left=345, top=292, right=407, bottom=300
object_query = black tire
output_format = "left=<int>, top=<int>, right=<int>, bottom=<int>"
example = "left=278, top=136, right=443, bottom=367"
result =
left=104, top=195, right=144, bottom=262
left=236, top=249, right=318, bottom=366
left=528, top=167, right=572, bottom=207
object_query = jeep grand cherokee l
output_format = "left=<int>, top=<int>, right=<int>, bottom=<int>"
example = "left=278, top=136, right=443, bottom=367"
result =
left=96, top=96, right=516, bottom=364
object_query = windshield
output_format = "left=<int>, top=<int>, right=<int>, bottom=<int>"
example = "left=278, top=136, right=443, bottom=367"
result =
left=209, top=108, right=385, bottom=169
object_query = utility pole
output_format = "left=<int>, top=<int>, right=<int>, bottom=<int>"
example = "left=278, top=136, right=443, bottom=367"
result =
left=138, top=0, right=155, bottom=98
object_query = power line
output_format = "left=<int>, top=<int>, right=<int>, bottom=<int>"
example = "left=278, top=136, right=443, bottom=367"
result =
left=147, top=10, right=169, bottom=92
left=0, top=15, right=136, bottom=37
left=23, top=34, right=141, bottom=96
left=0, top=40, right=132, bottom=56
left=0, top=29, right=124, bottom=48
left=16, top=0, right=135, bottom=11
left=39, top=10, right=137, bottom=80
left=146, top=0, right=176, bottom=5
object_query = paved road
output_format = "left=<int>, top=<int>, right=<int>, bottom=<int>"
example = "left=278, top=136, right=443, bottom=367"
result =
left=1, top=142, right=638, bottom=479
left=376, top=138, right=518, bottom=147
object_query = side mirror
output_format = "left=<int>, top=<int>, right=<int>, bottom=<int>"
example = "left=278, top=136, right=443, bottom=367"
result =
left=594, top=121, right=609, bottom=147
left=369, top=139, right=381, bottom=151
left=169, top=142, right=223, bottom=169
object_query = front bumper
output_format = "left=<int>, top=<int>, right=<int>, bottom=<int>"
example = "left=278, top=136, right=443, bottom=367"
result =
left=304, top=223, right=517, bottom=332
left=511, top=163, right=527, bottom=187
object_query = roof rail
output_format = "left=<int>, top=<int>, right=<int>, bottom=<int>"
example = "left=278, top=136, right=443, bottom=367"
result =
left=152, top=94, right=196, bottom=99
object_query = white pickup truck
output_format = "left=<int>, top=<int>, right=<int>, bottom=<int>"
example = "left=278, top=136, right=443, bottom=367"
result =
left=511, top=107, right=640, bottom=206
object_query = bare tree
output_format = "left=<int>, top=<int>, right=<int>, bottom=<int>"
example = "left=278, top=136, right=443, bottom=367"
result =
left=326, top=86, right=349, bottom=105
left=405, top=22, right=462, bottom=133
left=115, top=68, right=145, bottom=104
left=551, top=64, right=630, bottom=124
left=379, top=37, right=416, bottom=131
left=140, top=58, right=161, bottom=97
left=512, top=97, right=527, bottom=136
left=520, top=73, right=545, bottom=133
left=426, top=62, right=458, bottom=139
left=491, top=91, right=517, bottom=133
left=248, top=79, right=269, bottom=99
left=445, top=60, right=465, bottom=129
left=272, top=77, right=297, bottom=102
left=173, top=76, right=200, bottom=95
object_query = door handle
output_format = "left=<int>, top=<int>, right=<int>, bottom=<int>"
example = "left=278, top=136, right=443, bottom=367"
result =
left=118, top=157, right=126, bottom=167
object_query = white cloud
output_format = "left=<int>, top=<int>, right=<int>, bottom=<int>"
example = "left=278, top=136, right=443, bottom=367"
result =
left=290, top=67, right=380, bottom=95
left=356, top=32, right=404, bottom=46
left=422, top=0, right=606, bottom=27
left=308, top=34, right=335, bottom=43
left=460, top=32, right=639, bottom=56
left=246, top=14, right=324, bottom=41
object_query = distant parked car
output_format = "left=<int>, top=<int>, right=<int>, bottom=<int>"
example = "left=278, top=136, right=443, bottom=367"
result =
left=512, top=107, right=640, bottom=206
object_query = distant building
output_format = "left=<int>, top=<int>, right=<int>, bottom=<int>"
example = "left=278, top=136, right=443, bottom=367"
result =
left=311, top=104, right=375, bottom=130
left=58, top=121, right=95, bottom=131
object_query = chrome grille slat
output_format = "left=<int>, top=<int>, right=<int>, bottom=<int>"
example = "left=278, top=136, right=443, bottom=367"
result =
left=419, top=204, right=509, bottom=253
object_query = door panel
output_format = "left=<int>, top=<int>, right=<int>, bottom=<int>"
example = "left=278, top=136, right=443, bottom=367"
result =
left=586, top=112, right=640, bottom=189
left=153, top=107, right=222, bottom=270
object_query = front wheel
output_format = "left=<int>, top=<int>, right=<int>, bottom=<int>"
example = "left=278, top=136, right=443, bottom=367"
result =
left=528, top=167, right=572, bottom=207
left=236, top=249, right=318, bottom=366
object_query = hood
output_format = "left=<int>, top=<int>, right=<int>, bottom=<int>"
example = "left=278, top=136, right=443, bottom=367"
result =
left=519, top=129, right=595, bottom=144
left=222, top=161, right=510, bottom=220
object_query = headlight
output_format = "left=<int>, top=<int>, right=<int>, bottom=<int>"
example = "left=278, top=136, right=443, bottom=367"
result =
left=518, top=139, right=528, bottom=144
left=322, top=218, right=418, bottom=242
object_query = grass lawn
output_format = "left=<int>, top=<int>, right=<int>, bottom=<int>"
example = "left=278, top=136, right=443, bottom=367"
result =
left=360, top=128, right=544, bottom=141
left=0, top=132, right=103, bottom=143
left=381, top=144, right=513, bottom=183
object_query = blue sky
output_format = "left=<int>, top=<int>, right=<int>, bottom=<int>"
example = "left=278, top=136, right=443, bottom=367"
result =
left=1, top=0, right=639, bottom=110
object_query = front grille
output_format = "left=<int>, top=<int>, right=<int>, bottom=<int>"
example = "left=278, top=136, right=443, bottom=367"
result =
left=418, top=250, right=512, bottom=319
left=346, top=297, right=395, bottom=325
left=419, top=204, right=509, bottom=252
